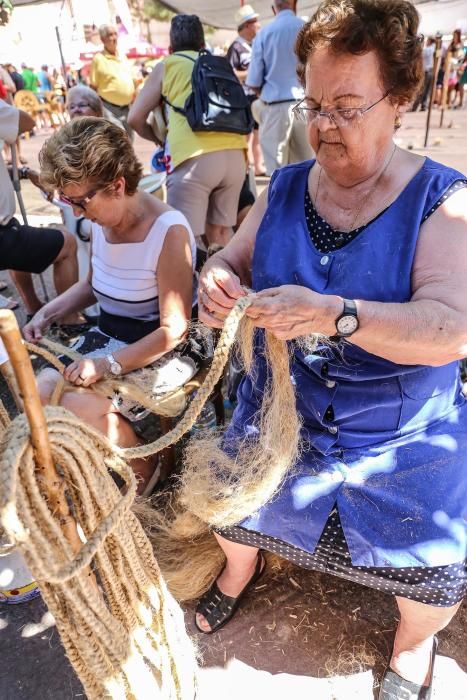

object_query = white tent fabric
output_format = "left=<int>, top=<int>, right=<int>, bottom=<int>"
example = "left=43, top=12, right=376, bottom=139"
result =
left=158, top=0, right=467, bottom=32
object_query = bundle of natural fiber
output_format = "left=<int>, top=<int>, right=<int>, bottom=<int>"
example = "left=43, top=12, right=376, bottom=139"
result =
left=0, top=406, right=198, bottom=700
left=138, top=311, right=305, bottom=602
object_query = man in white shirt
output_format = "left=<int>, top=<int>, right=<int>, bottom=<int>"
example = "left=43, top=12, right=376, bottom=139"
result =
left=0, top=100, right=82, bottom=324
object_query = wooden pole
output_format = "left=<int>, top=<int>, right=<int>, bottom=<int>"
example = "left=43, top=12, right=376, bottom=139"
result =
left=0, top=310, right=83, bottom=557
left=424, top=36, right=442, bottom=148
left=439, top=49, right=452, bottom=128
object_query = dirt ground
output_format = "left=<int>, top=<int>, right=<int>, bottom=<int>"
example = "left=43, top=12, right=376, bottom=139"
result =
left=1, top=108, right=466, bottom=699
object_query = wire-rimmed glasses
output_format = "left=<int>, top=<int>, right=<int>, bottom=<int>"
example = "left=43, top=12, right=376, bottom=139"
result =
left=292, top=90, right=391, bottom=128
left=59, top=187, right=102, bottom=211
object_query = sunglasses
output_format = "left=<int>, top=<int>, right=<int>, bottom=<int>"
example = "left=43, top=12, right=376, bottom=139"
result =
left=59, top=187, right=102, bottom=210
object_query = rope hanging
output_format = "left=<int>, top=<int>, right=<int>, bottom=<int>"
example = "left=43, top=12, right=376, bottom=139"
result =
left=0, top=297, right=254, bottom=699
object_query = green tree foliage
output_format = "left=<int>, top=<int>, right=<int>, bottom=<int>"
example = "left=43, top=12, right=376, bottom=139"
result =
left=0, top=0, right=13, bottom=27
left=143, top=1, right=174, bottom=22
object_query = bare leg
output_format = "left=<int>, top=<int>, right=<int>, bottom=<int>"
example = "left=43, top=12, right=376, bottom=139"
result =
left=51, top=229, right=85, bottom=325
left=9, top=270, right=43, bottom=314
left=38, top=370, right=157, bottom=493
left=195, top=532, right=259, bottom=633
left=205, top=223, right=233, bottom=248
left=390, top=596, right=461, bottom=685
left=251, top=130, right=265, bottom=175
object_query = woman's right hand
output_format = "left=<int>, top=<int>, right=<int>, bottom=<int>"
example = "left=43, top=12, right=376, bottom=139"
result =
left=198, top=260, right=247, bottom=328
left=23, top=310, right=50, bottom=343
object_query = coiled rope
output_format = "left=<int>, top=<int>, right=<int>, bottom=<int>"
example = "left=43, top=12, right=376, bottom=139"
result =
left=0, top=297, right=254, bottom=699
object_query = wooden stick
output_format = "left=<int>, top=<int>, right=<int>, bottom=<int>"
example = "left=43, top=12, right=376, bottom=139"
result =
left=0, top=310, right=83, bottom=557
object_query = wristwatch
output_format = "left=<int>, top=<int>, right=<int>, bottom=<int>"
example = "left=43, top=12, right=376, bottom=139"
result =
left=335, top=299, right=359, bottom=337
left=106, top=353, right=123, bottom=376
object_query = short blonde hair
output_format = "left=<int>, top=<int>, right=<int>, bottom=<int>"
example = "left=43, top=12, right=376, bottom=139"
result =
left=39, top=117, right=143, bottom=195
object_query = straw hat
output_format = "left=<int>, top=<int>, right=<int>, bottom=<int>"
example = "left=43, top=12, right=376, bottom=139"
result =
left=235, top=4, right=259, bottom=29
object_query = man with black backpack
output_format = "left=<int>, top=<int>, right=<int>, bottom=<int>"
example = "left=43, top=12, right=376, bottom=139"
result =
left=129, top=15, right=248, bottom=249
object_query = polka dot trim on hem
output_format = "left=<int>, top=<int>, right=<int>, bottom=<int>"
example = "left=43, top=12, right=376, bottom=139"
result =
left=217, top=508, right=466, bottom=607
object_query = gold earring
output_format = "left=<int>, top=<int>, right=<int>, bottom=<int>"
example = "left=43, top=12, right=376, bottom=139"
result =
left=395, top=115, right=402, bottom=130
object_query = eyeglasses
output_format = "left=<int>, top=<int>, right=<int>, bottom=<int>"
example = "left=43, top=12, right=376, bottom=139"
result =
left=292, top=91, right=391, bottom=128
left=67, top=102, right=91, bottom=111
left=59, top=188, right=101, bottom=210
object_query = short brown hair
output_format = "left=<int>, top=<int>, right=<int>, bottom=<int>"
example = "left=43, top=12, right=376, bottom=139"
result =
left=39, top=117, right=143, bottom=195
left=296, top=0, right=423, bottom=104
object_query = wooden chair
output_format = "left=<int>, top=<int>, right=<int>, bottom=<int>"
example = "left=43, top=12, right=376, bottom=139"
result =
left=14, top=90, right=52, bottom=129
left=44, top=90, right=67, bottom=126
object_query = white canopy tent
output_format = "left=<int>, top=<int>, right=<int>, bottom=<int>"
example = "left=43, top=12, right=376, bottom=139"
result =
left=157, top=0, right=467, bottom=33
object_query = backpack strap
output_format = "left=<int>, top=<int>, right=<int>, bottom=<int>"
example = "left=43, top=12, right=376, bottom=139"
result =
left=161, top=52, right=198, bottom=115
left=162, top=95, right=185, bottom=115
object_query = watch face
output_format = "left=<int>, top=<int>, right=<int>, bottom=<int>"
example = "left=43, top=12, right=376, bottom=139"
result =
left=337, top=315, right=359, bottom=335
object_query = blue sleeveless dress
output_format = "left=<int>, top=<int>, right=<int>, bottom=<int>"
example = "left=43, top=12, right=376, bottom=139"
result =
left=219, top=157, right=467, bottom=606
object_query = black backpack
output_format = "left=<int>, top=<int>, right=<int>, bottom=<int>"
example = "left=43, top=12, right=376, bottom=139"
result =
left=164, top=50, right=254, bottom=135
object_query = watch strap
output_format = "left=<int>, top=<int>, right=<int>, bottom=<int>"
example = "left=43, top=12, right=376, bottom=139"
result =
left=342, top=299, right=357, bottom=316
left=335, top=298, right=359, bottom=337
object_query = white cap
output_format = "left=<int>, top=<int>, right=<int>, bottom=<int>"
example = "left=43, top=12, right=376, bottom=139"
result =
left=235, top=4, right=259, bottom=29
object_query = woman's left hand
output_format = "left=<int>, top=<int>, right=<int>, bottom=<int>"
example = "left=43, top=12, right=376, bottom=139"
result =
left=63, top=357, right=109, bottom=388
left=246, top=285, right=339, bottom=340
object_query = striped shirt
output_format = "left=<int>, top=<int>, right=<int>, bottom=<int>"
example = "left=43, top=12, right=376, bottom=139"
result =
left=91, top=210, right=196, bottom=322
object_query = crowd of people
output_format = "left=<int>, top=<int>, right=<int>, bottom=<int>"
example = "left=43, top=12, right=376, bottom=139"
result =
left=0, top=1, right=466, bottom=699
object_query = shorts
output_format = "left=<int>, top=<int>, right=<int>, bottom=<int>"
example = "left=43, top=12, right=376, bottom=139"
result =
left=166, top=149, right=246, bottom=239
left=0, top=218, right=64, bottom=273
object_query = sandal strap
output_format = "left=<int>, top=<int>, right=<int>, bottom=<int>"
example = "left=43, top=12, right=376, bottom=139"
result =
left=379, top=636, right=438, bottom=700
left=196, top=582, right=237, bottom=629
left=195, top=552, right=265, bottom=633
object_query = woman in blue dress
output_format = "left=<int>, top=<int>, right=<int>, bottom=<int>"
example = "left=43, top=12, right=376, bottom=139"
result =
left=196, top=1, right=467, bottom=698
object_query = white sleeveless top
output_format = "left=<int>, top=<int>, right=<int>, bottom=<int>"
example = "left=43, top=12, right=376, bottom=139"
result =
left=91, top=210, right=196, bottom=322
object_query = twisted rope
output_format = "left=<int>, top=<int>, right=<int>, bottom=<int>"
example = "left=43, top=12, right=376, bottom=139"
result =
left=0, top=298, right=254, bottom=698
left=0, top=405, right=198, bottom=700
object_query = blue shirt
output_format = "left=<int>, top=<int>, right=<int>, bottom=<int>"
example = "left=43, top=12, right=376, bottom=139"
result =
left=246, top=9, right=304, bottom=103
left=37, top=70, right=51, bottom=92
left=225, top=158, right=467, bottom=569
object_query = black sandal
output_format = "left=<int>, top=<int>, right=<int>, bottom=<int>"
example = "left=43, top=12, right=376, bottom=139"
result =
left=379, top=636, right=438, bottom=700
left=194, top=552, right=265, bottom=634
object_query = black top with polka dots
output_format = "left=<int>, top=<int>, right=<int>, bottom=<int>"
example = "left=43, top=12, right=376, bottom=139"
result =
left=305, top=179, right=467, bottom=254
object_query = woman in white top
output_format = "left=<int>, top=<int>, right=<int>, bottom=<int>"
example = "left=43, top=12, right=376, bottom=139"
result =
left=24, top=118, right=202, bottom=493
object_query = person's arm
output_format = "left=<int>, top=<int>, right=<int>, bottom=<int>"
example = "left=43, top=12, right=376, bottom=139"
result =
left=198, top=189, right=268, bottom=328
left=23, top=242, right=95, bottom=342
left=23, top=279, right=95, bottom=342
left=128, top=61, right=164, bottom=142
left=246, top=187, right=467, bottom=366
left=111, top=223, right=194, bottom=373
left=18, top=109, right=35, bottom=135
left=227, top=46, right=248, bottom=83
left=64, top=223, right=195, bottom=387
left=245, top=32, right=264, bottom=92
